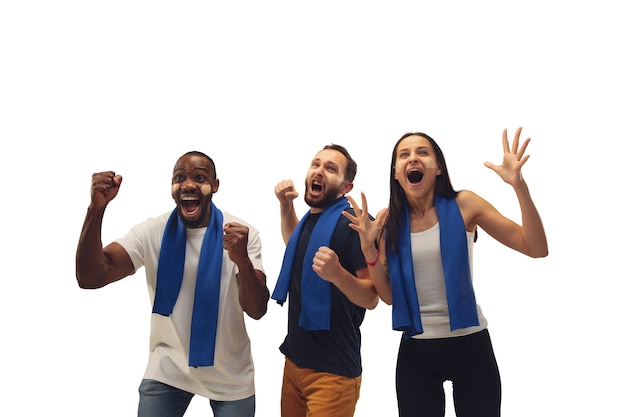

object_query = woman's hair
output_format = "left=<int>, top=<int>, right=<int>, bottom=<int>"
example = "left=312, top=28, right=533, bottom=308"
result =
left=385, top=132, right=458, bottom=253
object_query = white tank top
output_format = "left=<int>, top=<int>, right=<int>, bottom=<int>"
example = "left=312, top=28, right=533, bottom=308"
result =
left=410, top=223, right=488, bottom=339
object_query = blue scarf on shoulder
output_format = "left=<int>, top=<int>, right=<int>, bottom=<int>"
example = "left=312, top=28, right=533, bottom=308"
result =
left=153, top=203, right=224, bottom=367
left=271, top=197, right=350, bottom=330
left=387, top=195, right=479, bottom=338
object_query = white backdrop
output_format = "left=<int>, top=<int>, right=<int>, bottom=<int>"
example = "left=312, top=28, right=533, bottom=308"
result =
left=1, top=1, right=624, bottom=416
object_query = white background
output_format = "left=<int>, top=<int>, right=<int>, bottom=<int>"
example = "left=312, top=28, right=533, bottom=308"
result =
left=1, top=1, right=624, bottom=416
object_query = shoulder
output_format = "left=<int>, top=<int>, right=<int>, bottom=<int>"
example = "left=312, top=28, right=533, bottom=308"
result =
left=336, top=210, right=356, bottom=229
left=456, top=190, right=487, bottom=211
left=455, top=190, right=495, bottom=229
left=334, top=213, right=360, bottom=243
left=222, top=211, right=249, bottom=225
left=128, top=211, right=171, bottom=234
left=222, top=211, right=261, bottom=234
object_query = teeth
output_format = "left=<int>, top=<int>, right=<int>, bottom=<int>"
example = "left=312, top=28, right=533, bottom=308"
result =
left=181, top=196, right=198, bottom=201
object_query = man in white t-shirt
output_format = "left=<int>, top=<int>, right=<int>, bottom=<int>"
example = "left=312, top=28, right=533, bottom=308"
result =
left=76, top=151, right=270, bottom=417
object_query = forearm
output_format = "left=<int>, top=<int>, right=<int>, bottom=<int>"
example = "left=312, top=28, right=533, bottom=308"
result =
left=279, top=202, right=299, bottom=244
left=365, top=259, right=393, bottom=304
left=331, top=269, right=379, bottom=310
left=514, top=180, right=549, bottom=257
left=75, top=205, right=109, bottom=288
left=236, top=259, right=270, bottom=319
left=360, top=242, right=393, bottom=304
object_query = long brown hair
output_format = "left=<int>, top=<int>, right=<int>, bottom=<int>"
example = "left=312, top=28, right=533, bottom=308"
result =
left=385, top=132, right=458, bottom=253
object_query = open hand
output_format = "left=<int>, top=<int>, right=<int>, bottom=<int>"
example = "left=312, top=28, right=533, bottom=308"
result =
left=484, top=127, right=531, bottom=187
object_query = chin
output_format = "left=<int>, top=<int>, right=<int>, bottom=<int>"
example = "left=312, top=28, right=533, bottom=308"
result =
left=178, top=213, right=203, bottom=228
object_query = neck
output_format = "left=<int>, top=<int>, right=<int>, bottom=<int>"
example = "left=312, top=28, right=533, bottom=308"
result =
left=407, top=196, right=434, bottom=219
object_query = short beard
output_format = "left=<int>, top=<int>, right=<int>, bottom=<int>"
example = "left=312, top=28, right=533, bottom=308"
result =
left=304, top=183, right=342, bottom=209
left=177, top=196, right=212, bottom=228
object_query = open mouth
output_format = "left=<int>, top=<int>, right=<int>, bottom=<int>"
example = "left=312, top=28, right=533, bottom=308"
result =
left=180, top=195, right=200, bottom=214
left=311, top=181, right=323, bottom=193
left=407, top=170, right=424, bottom=184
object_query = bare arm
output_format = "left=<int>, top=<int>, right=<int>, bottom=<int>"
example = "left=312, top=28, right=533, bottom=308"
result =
left=343, top=193, right=393, bottom=304
left=223, top=222, right=270, bottom=319
left=275, top=180, right=300, bottom=244
left=312, top=246, right=379, bottom=309
left=76, top=172, right=135, bottom=289
left=462, top=127, right=548, bottom=258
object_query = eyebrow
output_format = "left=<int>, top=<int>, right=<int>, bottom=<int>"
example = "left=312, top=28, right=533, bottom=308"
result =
left=174, top=165, right=210, bottom=172
left=398, top=145, right=430, bottom=153
left=312, top=156, right=343, bottom=173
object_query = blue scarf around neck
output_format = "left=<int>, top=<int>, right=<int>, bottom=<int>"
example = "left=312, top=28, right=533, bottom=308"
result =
left=153, top=203, right=224, bottom=367
left=387, top=195, right=479, bottom=338
left=271, top=197, right=350, bottom=330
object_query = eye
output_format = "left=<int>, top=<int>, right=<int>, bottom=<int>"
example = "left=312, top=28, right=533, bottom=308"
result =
left=195, top=175, right=207, bottom=182
left=173, top=174, right=184, bottom=182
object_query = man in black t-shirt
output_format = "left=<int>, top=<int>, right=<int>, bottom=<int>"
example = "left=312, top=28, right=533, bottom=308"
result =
left=271, top=144, right=379, bottom=417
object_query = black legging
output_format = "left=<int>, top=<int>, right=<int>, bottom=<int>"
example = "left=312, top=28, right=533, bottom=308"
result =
left=396, top=329, right=501, bottom=417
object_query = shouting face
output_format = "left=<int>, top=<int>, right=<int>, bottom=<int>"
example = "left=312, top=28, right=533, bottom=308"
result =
left=171, top=154, right=219, bottom=228
left=394, top=135, right=441, bottom=199
left=304, top=148, right=353, bottom=213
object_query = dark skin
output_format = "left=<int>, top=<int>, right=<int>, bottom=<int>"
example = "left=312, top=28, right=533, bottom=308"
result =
left=76, top=154, right=269, bottom=320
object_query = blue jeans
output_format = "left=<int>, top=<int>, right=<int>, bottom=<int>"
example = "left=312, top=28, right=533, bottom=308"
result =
left=138, top=379, right=255, bottom=417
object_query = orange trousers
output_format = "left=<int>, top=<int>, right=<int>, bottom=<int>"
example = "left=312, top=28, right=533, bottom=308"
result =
left=280, top=357, right=362, bottom=417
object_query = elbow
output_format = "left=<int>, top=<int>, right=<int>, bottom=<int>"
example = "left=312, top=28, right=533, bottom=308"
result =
left=75, top=271, right=89, bottom=289
left=365, top=295, right=380, bottom=310
left=380, top=293, right=393, bottom=306
left=75, top=271, right=106, bottom=289
left=246, top=303, right=268, bottom=320
left=244, top=291, right=270, bottom=320
left=76, top=278, right=99, bottom=290
left=529, top=245, right=549, bottom=258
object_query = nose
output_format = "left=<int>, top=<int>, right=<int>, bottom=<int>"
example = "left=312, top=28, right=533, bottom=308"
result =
left=311, top=165, right=323, bottom=176
left=180, top=178, right=195, bottom=191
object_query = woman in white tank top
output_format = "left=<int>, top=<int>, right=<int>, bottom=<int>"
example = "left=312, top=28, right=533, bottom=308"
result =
left=343, top=127, right=548, bottom=417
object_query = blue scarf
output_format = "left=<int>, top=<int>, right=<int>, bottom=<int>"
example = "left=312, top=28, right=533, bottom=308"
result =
left=153, top=203, right=224, bottom=367
left=271, top=197, right=350, bottom=330
left=387, top=195, right=479, bottom=338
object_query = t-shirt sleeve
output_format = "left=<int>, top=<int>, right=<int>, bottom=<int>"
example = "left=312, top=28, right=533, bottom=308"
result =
left=336, top=213, right=367, bottom=272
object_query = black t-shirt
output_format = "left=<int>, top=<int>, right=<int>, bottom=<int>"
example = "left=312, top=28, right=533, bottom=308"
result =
left=279, top=209, right=367, bottom=378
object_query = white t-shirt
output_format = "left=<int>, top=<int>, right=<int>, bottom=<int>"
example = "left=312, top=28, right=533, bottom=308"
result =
left=116, top=210, right=264, bottom=401
left=410, top=223, right=488, bottom=339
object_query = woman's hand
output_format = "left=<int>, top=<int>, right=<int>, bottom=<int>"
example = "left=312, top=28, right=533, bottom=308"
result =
left=484, top=126, right=531, bottom=188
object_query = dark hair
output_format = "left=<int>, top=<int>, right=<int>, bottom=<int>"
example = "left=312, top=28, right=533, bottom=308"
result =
left=323, top=143, right=357, bottom=182
left=178, top=151, right=217, bottom=180
left=385, top=132, right=458, bottom=253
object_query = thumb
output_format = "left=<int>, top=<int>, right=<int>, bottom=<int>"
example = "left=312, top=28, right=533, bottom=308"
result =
left=483, top=161, right=497, bottom=171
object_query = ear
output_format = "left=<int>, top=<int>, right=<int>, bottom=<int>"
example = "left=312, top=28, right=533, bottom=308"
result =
left=342, top=181, right=354, bottom=194
left=436, top=165, right=442, bottom=176
left=213, top=178, right=220, bottom=193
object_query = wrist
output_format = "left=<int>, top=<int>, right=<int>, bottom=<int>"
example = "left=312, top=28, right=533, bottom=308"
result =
left=365, top=249, right=380, bottom=267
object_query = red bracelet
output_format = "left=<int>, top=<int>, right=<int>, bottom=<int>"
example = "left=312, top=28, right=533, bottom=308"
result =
left=365, top=250, right=380, bottom=267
